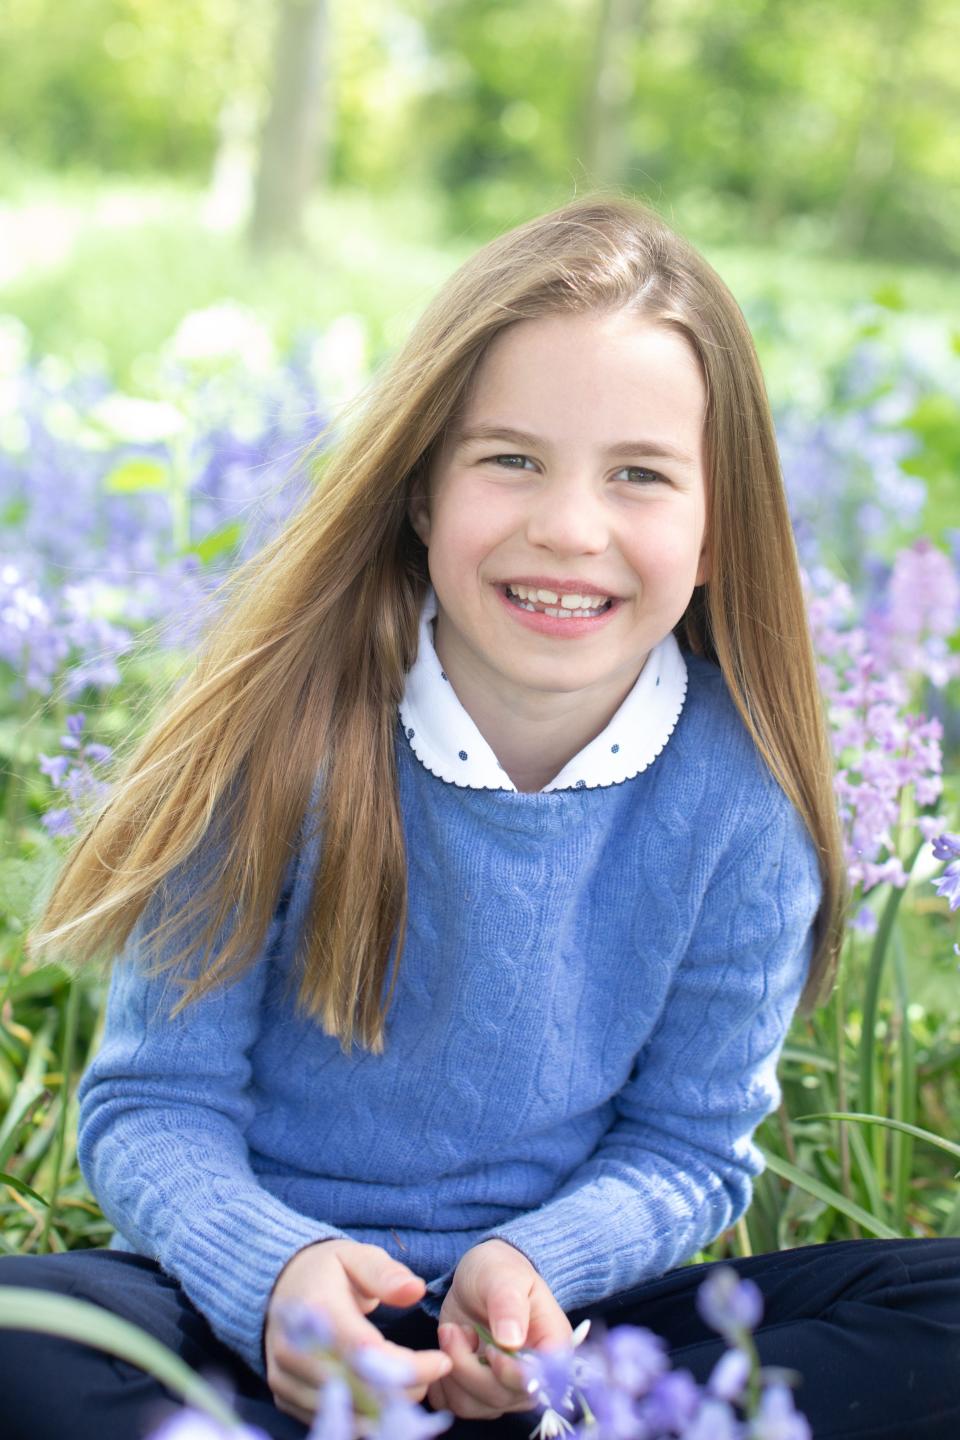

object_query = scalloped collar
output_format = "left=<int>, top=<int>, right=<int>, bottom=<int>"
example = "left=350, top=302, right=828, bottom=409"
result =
left=397, top=587, right=688, bottom=793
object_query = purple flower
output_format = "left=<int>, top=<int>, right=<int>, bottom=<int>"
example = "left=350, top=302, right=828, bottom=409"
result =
left=38, top=752, right=70, bottom=785
left=932, top=833, right=960, bottom=863
left=600, top=1325, right=669, bottom=1397
left=573, top=1383, right=642, bottom=1439
left=707, top=1347, right=752, bottom=1404
left=306, top=1373, right=353, bottom=1440
left=803, top=566, right=946, bottom=893
left=84, top=741, right=114, bottom=764
left=147, top=1410, right=271, bottom=1440
left=850, top=905, right=878, bottom=935
left=369, top=1397, right=455, bottom=1440
left=40, top=806, right=78, bottom=837
left=349, top=1344, right=416, bottom=1391
left=518, top=1344, right=581, bottom=1415
left=695, top=1267, right=763, bottom=1341
left=274, top=1298, right=334, bottom=1353
left=638, top=1367, right=701, bottom=1430
left=683, top=1396, right=744, bottom=1440
left=933, top=866, right=960, bottom=912
left=747, top=1382, right=811, bottom=1440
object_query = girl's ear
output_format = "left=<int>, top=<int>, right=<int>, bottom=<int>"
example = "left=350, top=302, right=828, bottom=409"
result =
left=407, top=492, right=431, bottom=546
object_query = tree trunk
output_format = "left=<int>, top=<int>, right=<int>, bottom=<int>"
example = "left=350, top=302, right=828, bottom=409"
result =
left=579, top=0, right=648, bottom=188
left=249, top=0, right=330, bottom=254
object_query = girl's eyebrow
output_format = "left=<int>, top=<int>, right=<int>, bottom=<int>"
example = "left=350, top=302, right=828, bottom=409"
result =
left=455, top=422, right=695, bottom=465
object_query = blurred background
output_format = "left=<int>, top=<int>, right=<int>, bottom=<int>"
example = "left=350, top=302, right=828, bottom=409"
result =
left=1, top=0, right=959, bottom=379
left=1, top=0, right=960, bottom=1263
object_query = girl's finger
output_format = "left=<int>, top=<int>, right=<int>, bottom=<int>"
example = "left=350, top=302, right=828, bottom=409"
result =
left=485, top=1343, right=533, bottom=1395
left=271, top=1367, right=324, bottom=1421
left=438, top=1323, right=521, bottom=1413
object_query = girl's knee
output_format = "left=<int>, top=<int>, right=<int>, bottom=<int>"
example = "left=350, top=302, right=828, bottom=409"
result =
left=0, top=1251, right=77, bottom=1295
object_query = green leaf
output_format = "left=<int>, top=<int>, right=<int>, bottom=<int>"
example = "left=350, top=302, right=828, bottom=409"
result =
left=0, top=1080, right=47, bottom=1170
left=188, top=520, right=243, bottom=566
left=1, top=497, right=28, bottom=527
left=796, top=1111, right=960, bottom=1167
left=870, top=282, right=905, bottom=311
left=0, top=1289, right=241, bottom=1428
left=4, top=962, right=71, bottom=1003
left=940, top=1190, right=960, bottom=1238
left=859, top=838, right=925, bottom=1118
left=0, top=1170, right=48, bottom=1205
left=0, top=857, right=43, bottom=925
left=102, top=458, right=171, bottom=494
left=758, top=1147, right=901, bottom=1239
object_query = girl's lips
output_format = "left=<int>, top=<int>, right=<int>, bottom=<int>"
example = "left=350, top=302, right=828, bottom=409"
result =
left=494, top=583, right=620, bottom=638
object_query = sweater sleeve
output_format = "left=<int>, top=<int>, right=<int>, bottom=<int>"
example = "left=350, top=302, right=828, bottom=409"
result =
left=420, top=789, right=823, bottom=1319
left=76, top=841, right=350, bottom=1377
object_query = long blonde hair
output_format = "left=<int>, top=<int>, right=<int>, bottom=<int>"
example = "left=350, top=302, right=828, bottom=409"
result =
left=29, top=193, right=847, bottom=1053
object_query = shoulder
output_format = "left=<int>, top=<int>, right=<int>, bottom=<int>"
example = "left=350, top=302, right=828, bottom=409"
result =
left=669, top=648, right=817, bottom=867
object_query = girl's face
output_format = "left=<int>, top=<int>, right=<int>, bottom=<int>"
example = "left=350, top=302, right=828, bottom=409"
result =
left=407, top=310, right=710, bottom=718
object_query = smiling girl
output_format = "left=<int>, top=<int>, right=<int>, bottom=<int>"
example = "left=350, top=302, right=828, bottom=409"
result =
left=7, top=195, right=960, bottom=1440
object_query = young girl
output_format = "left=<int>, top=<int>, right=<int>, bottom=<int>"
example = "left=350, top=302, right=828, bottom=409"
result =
left=4, top=195, right=959, bottom=1440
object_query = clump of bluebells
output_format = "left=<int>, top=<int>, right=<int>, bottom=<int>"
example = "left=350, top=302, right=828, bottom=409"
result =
left=38, top=713, right=113, bottom=838
left=931, top=833, right=960, bottom=913
left=802, top=564, right=945, bottom=920
left=930, top=834, right=960, bottom=965
left=146, top=1267, right=811, bottom=1440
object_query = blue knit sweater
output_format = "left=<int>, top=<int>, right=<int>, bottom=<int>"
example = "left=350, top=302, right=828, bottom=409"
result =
left=76, top=647, right=822, bottom=1379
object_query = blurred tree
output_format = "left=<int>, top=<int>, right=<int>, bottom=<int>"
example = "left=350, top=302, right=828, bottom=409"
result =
left=579, top=0, right=649, bottom=188
left=249, top=0, right=332, bottom=252
left=0, top=0, right=958, bottom=265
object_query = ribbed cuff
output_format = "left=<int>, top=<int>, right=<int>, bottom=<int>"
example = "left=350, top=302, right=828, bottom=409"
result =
left=165, top=1191, right=349, bottom=1375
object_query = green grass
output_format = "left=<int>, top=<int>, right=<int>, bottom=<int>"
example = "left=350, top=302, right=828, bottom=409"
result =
left=4, top=169, right=960, bottom=403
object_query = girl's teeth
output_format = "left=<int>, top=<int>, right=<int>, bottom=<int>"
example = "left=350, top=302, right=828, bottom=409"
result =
left=506, top=584, right=608, bottom=609
left=504, top=585, right=609, bottom=619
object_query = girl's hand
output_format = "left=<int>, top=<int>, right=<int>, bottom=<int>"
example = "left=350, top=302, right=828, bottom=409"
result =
left=264, top=1238, right=453, bottom=1425
left=426, top=1238, right=574, bottom=1422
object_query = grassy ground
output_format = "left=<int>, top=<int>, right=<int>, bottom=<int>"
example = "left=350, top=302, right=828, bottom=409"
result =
left=3, top=170, right=960, bottom=402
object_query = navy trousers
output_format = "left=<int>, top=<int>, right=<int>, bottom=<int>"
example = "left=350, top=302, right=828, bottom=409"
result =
left=1, top=1237, right=959, bottom=1439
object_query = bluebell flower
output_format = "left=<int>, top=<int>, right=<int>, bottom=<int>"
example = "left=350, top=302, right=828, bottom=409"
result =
left=307, top=1373, right=353, bottom=1440
left=933, top=864, right=960, bottom=911
left=369, top=1397, right=455, bottom=1440
left=571, top=1383, right=640, bottom=1440
left=274, top=1298, right=335, bottom=1353
left=38, top=752, right=70, bottom=785
left=600, top=1324, right=669, bottom=1395
left=40, top=806, right=78, bottom=837
left=707, top=1347, right=752, bottom=1404
left=682, top=1396, right=743, bottom=1440
left=695, top=1266, right=763, bottom=1342
left=147, top=1410, right=271, bottom=1440
left=638, top=1367, right=701, bottom=1430
left=349, top=1344, right=417, bottom=1390
left=746, top=1382, right=811, bottom=1440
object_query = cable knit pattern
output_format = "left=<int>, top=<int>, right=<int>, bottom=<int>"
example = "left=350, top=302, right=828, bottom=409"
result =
left=76, top=649, right=822, bottom=1378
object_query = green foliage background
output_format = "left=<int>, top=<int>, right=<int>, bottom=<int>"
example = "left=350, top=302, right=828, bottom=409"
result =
left=1, top=0, right=958, bottom=260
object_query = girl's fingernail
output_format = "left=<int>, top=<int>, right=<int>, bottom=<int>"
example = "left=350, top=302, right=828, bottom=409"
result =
left=495, top=1321, right=523, bottom=1347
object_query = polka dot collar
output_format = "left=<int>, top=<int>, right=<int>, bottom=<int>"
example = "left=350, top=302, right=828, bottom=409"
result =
left=398, top=587, right=688, bottom=792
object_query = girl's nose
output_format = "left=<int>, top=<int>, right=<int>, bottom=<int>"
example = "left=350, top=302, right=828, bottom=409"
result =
left=523, top=476, right=608, bottom=556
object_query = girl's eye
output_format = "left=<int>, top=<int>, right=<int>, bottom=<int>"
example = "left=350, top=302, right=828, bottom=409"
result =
left=487, top=453, right=537, bottom=470
left=616, top=466, right=666, bottom=486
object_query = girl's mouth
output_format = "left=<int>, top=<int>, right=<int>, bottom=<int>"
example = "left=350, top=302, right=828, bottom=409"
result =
left=500, top=583, right=614, bottom=619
